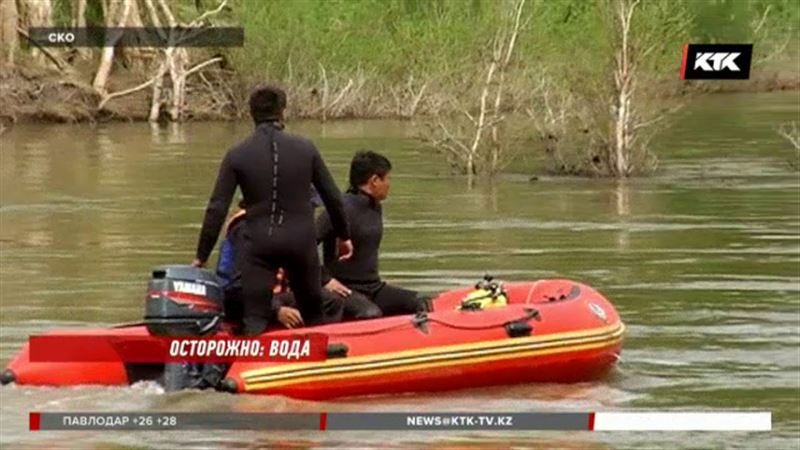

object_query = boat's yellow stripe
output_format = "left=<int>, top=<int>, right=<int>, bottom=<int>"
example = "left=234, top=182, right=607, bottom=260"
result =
left=242, top=323, right=625, bottom=391
left=244, top=325, right=624, bottom=385
left=242, top=322, right=624, bottom=380
left=244, top=336, right=623, bottom=391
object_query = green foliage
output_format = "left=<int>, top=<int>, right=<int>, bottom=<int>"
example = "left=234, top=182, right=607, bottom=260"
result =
left=46, top=0, right=795, bottom=92
left=685, top=0, right=800, bottom=63
left=228, top=0, right=508, bottom=85
left=84, top=0, right=106, bottom=26
left=51, top=0, right=73, bottom=26
left=29, top=0, right=799, bottom=84
left=687, top=0, right=755, bottom=43
left=222, top=0, right=797, bottom=82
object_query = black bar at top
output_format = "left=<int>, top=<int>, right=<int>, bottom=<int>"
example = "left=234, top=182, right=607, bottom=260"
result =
left=28, top=27, right=244, bottom=48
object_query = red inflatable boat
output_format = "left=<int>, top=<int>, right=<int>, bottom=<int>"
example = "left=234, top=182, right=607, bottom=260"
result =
left=2, top=278, right=624, bottom=400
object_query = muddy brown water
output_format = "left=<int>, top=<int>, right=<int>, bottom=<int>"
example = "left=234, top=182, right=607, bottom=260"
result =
left=1, top=91, right=799, bottom=449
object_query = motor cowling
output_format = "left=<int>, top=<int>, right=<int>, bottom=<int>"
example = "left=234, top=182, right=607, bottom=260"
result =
left=144, top=265, right=224, bottom=337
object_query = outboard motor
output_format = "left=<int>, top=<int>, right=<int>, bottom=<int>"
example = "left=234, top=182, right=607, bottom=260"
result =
left=144, top=265, right=224, bottom=337
left=142, top=265, right=227, bottom=391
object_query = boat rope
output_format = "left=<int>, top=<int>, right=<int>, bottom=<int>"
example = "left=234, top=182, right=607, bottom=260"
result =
left=321, top=321, right=411, bottom=338
left=424, top=308, right=541, bottom=331
left=323, top=308, right=541, bottom=338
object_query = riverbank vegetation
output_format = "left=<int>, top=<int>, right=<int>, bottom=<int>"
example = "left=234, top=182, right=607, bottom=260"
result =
left=0, top=0, right=797, bottom=178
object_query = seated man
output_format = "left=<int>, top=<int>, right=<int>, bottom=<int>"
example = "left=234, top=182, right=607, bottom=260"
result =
left=317, top=151, right=430, bottom=316
left=216, top=201, right=245, bottom=324
left=272, top=285, right=381, bottom=327
left=217, top=201, right=379, bottom=331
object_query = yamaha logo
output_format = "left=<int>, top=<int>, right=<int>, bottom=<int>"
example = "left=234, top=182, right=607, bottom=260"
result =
left=589, top=303, right=607, bottom=322
left=173, top=281, right=206, bottom=296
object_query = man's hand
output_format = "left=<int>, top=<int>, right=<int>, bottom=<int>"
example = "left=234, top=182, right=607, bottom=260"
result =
left=324, top=278, right=352, bottom=297
left=337, top=239, right=354, bottom=261
left=277, top=307, right=304, bottom=329
left=191, top=259, right=206, bottom=268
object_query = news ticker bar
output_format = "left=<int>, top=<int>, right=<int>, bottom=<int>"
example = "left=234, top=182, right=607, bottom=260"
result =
left=30, top=412, right=771, bottom=431
left=28, top=27, right=244, bottom=47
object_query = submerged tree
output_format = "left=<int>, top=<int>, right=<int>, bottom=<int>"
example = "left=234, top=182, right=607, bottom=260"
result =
left=422, top=0, right=528, bottom=181
left=609, top=0, right=638, bottom=176
left=777, top=121, right=800, bottom=170
left=529, top=0, right=691, bottom=177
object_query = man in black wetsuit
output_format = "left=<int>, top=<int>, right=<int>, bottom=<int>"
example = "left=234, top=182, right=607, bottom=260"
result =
left=193, top=85, right=353, bottom=335
left=214, top=202, right=306, bottom=330
left=318, top=151, right=430, bottom=316
left=216, top=201, right=380, bottom=329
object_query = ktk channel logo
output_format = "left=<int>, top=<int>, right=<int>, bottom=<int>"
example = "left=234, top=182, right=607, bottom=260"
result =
left=680, top=44, right=753, bottom=80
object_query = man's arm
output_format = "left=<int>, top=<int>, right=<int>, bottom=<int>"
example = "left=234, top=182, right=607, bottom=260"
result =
left=316, top=211, right=352, bottom=296
left=310, top=147, right=350, bottom=240
left=195, top=152, right=237, bottom=264
left=316, top=210, right=335, bottom=285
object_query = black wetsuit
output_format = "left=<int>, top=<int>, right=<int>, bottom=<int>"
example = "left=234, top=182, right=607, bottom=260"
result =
left=196, top=122, right=349, bottom=335
left=318, top=190, right=429, bottom=316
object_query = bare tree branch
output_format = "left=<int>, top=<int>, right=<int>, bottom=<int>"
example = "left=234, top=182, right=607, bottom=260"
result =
left=327, top=78, right=354, bottom=111
left=183, top=56, right=223, bottom=78
left=98, top=76, right=156, bottom=109
left=142, top=0, right=165, bottom=39
left=753, top=5, right=772, bottom=36
left=156, top=0, right=177, bottom=27
left=99, top=54, right=221, bottom=111
left=777, top=121, right=800, bottom=150
left=189, top=0, right=228, bottom=27
left=15, top=26, right=66, bottom=71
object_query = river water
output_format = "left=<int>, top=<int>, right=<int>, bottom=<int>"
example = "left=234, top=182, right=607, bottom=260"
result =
left=1, top=91, right=798, bottom=449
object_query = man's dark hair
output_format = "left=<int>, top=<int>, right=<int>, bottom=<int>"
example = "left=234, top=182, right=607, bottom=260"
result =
left=249, top=84, right=286, bottom=124
left=349, top=150, right=392, bottom=192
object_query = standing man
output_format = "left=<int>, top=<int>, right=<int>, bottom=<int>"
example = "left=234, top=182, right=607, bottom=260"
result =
left=193, top=85, right=352, bottom=335
left=318, top=151, right=430, bottom=316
